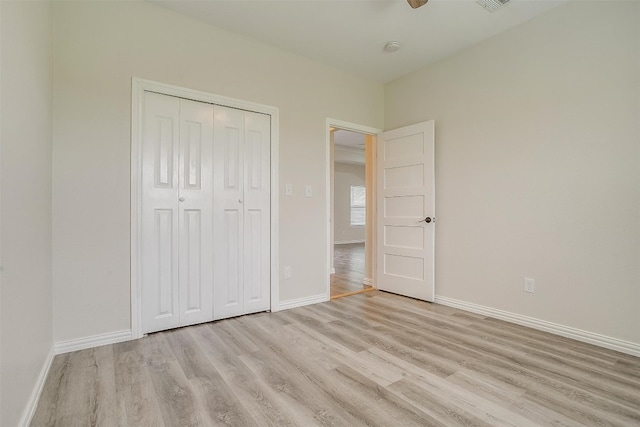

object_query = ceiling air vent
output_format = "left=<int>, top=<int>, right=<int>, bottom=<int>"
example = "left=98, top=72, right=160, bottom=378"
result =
left=476, top=0, right=510, bottom=13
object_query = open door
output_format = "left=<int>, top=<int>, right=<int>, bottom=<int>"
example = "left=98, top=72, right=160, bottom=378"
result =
left=376, top=121, right=435, bottom=301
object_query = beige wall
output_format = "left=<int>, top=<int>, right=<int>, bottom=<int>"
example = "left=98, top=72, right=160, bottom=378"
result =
left=0, top=1, right=54, bottom=425
left=334, top=162, right=366, bottom=244
left=52, top=1, right=384, bottom=342
left=385, top=1, right=640, bottom=344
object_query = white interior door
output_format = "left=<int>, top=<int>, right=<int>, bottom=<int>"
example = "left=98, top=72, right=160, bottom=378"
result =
left=213, top=106, right=271, bottom=319
left=376, top=121, right=435, bottom=301
left=242, top=111, right=271, bottom=315
left=141, top=93, right=215, bottom=333
left=141, top=91, right=271, bottom=333
left=177, top=99, right=214, bottom=327
left=213, top=106, right=245, bottom=319
left=141, top=92, right=181, bottom=332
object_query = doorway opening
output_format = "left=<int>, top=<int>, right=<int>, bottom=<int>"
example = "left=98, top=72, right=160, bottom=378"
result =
left=326, top=119, right=381, bottom=300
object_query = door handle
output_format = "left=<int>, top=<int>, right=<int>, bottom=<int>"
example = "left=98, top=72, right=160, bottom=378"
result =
left=178, top=197, right=185, bottom=202
left=418, top=216, right=436, bottom=224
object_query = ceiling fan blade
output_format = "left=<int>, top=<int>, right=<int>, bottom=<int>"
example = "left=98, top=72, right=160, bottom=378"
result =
left=407, top=0, right=428, bottom=8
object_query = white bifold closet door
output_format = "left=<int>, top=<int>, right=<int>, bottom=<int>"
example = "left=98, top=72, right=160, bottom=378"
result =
left=213, top=106, right=271, bottom=319
left=141, top=92, right=270, bottom=334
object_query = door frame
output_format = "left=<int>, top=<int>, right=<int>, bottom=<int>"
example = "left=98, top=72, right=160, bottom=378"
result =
left=325, top=118, right=382, bottom=299
left=131, top=78, right=280, bottom=339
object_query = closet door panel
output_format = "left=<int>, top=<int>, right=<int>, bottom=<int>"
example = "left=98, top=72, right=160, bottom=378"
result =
left=243, top=112, right=271, bottom=313
left=141, top=92, right=180, bottom=333
left=183, top=210, right=203, bottom=310
left=153, top=209, right=176, bottom=318
left=244, top=208, right=264, bottom=306
left=213, top=105, right=245, bottom=319
left=178, top=99, right=214, bottom=326
left=222, top=209, right=241, bottom=302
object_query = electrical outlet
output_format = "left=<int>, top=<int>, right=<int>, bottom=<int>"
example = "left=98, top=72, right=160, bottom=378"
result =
left=285, top=183, right=293, bottom=196
left=284, top=266, right=292, bottom=279
left=304, top=185, right=312, bottom=197
left=524, top=277, right=535, bottom=294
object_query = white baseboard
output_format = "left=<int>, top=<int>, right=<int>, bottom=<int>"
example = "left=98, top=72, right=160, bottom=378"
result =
left=19, top=346, right=54, bottom=427
left=435, top=296, right=640, bottom=358
left=335, top=240, right=365, bottom=245
left=55, top=329, right=132, bottom=355
left=331, top=268, right=336, bottom=274
left=277, top=293, right=328, bottom=311
left=363, top=277, right=374, bottom=286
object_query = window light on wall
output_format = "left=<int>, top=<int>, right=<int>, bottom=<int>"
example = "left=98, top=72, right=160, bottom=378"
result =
left=350, top=185, right=366, bottom=227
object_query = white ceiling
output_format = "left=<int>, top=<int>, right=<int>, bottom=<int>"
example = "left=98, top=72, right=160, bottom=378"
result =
left=334, top=129, right=366, bottom=164
left=334, top=129, right=366, bottom=150
left=153, top=0, right=566, bottom=82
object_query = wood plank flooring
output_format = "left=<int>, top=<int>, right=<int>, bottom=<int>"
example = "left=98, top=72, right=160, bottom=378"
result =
left=32, top=291, right=640, bottom=426
left=331, top=243, right=372, bottom=298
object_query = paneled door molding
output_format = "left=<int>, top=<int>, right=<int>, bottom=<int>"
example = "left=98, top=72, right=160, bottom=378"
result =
left=131, top=78, right=279, bottom=339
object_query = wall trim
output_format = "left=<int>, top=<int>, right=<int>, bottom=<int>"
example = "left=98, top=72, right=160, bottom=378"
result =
left=363, top=277, right=374, bottom=287
left=335, top=240, right=365, bottom=245
left=277, top=293, right=328, bottom=311
left=54, top=330, right=132, bottom=355
left=435, top=296, right=640, bottom=357
left=19, top=347, right=54, bottom=427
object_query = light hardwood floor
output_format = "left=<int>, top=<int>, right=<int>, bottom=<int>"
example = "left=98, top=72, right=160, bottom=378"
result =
left=32, top=291, right=640, bottom=426
left=331, top=243, right=372, bottom=298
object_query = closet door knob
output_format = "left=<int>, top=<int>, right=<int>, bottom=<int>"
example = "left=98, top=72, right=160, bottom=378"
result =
left=178, top=197, right=185, bottom=202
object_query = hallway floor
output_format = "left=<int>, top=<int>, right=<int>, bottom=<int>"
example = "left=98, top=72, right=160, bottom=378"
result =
left=331, top=243, right=372, bottom=298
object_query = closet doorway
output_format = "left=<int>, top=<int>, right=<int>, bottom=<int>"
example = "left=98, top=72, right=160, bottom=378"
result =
left=131, top=79, right=279, bottom=338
